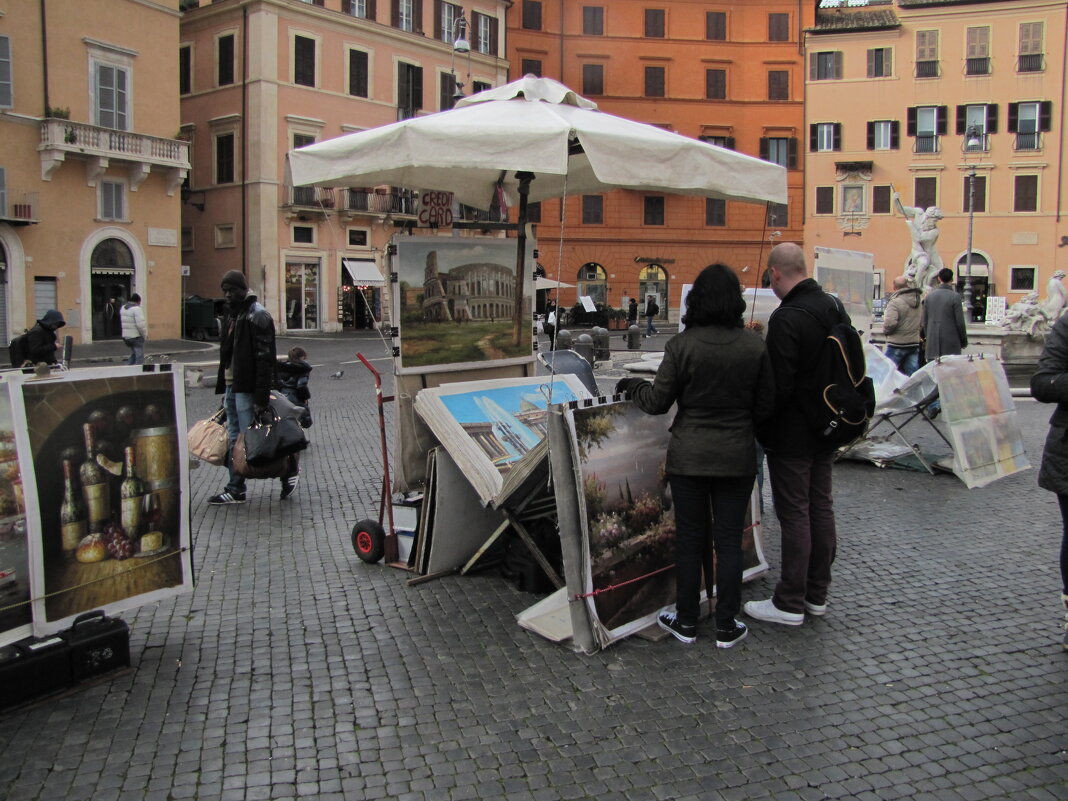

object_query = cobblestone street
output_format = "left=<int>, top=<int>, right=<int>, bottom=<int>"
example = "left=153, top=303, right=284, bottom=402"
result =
left=0, top=333, right=1066, bottom=801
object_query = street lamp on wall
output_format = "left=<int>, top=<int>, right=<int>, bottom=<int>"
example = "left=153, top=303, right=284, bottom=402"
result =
left=961, top=124, right=983, bottom=319
left=450, top=14, right=471, bottom=104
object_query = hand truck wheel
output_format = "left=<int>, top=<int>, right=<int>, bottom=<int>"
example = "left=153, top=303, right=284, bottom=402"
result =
left=351, top=519, right=386, bottom=564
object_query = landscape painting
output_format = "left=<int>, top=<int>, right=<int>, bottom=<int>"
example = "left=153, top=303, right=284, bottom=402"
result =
left=570, top=401, right=767, bottom=642
left=393, top=237, right=535, bottom=373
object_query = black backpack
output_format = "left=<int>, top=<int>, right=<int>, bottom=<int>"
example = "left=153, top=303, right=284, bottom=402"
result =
left=8, top=332, right=29, bottom=368
left=793, top=306, right=876, bottom=447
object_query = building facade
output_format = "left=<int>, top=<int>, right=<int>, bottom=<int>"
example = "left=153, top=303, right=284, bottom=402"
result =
left=508, top=0, right=812, bottom=322
left=804, top=0, right=1068, bottom=320
left=179, top=0, right=510, bottom=333
left=0, top=0, right=189, bottom=346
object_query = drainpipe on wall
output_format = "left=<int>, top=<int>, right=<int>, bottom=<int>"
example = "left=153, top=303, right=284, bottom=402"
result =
left=242, top=5, right=249, bottom=285
left=39, top=0, right=49, bottom=114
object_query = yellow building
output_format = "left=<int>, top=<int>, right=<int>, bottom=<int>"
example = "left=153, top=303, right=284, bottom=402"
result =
left=804, top=0, right=1067, bottom=320
left=179, top=0, right=510, bottom=333
left=0, top=0, right=189, bottom=345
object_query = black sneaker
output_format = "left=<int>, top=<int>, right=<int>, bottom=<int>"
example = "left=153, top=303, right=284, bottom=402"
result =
left=280, top=472, right=299, bottom=500
left=715, top=619, right=748, bottom=649
left=657, top=611, right=696, bottom=644
left=208, top=491, right=245, bottom=505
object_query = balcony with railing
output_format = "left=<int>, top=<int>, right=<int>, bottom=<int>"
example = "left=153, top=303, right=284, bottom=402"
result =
left=913, top=134, right=940, bottom=154
left=1015, top=132, right=1042, bottom=151
left=285, top=185, right=336, bottom=209
left=0, top=189, right=40, bottom=225
left=915, top=60, right=939, bottom=78
left=1018, top=53, right=1044, bottom=73
left=965, top=57, right=991, bottom=76
left=39, top=118, right=190, bottom=193
left=341, top=187, right=417, bottom=216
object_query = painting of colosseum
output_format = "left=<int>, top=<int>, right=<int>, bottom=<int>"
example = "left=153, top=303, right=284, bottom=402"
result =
left=394, top=237, right=534, bottom=372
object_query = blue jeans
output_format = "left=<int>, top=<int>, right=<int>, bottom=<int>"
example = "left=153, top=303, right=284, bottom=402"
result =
left=224, top=387, right=256, bottom=494
left=645, top=314, right=658, bottom=336
left=884, top=344, right=920, bottom=377
left=667, top=473, right=754, bottom=629
left=124, top=336, right=145, bottom=365
left=766, top=452, right=837, bottom=614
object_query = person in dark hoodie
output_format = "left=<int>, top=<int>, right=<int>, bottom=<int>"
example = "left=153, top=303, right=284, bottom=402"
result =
left=25, top=310, right=66, bottom=365
left=881, top=274, right=923, bottom=376
left=209, top=270, right=296, bottom=505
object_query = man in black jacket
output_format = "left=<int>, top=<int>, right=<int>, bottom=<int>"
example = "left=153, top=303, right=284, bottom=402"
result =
left=209, top=270, right=292, bottom=504
left=747, top=242, right=843, bottom=627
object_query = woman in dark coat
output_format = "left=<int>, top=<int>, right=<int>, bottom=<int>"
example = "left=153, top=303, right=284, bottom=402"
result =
left=1029, top=311, right=1068, bottom=650
left=617, top=264, right=775, bottom=648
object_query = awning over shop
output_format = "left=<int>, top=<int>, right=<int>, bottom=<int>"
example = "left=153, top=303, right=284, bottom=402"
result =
left=92, top=267, right=134, bottom=275
left=342, top=258, right=384, bottom=286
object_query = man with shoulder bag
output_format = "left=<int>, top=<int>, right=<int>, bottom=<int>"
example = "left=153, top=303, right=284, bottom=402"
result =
left=748, top=243, right=850, bottom=627
left=209, top=270, right=300, bottom=505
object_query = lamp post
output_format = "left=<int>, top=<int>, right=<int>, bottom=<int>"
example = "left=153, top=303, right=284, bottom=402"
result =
left=962, top=124, right=982, bottom=320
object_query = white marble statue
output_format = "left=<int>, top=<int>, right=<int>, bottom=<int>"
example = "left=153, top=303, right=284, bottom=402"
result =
left=1043, top=270, right=1068, bottom=321
left=1002, top=290, right=1049, bottom=339
left=894, top=191, right=944, bottom=291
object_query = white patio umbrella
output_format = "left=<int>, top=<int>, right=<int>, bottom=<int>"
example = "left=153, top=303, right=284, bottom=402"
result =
left=533, top=277, right=575, bottom=292
left=285, top=75, right=786, bottom=211
left=285, top=76, right=786, bottom=346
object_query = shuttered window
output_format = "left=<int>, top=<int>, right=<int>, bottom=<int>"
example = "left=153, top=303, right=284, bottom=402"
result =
left=705, top=69, right=725, bottom=100
left=644, top=66, right=665, bottom=97
left=349, top=50, right=368, bottom=97
left=0, top=36, right=10, bottom=108
left=1014, top=175, right=1038, bottom=212
left=294, top=36, right=316, bottom=87
left=217, top=34, right=235, bottom=86
left=96, top=64, right=128, bottom=130
left=706, top=11, right=726, bottom=41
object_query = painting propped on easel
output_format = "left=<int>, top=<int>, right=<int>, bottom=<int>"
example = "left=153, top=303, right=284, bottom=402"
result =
left=392, top=236, right=535, bottom=374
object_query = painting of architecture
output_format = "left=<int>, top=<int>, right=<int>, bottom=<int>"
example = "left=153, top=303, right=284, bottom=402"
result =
left=393, top=237, right=535, bottom=373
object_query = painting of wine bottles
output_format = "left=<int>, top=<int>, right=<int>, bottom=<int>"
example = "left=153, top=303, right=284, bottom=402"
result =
left=3, top=365, right=193, bottom=636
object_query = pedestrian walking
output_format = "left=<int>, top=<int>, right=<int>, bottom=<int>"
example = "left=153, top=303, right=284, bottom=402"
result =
left=921, top=268, right=967, bottom=360
left=882, top=275, right=923, bottom=376
left=120, top=294, right=148, bottom=365
left=209, top=270, right=298, bottom=505
left=1029, top=312, right=1068, bottom=650
left=644, top=294, right=660, bottom=337
left=747, top=242, right=844, bottom=627
left=617, top=264, right=774, bottom=647
left=627, top=297, right=639, bottom=327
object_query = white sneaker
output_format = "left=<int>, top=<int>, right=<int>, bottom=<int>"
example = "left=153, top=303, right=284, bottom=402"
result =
left=744, top=598, right=804, bottom=626
left=804, top=599, right=828, bottom=616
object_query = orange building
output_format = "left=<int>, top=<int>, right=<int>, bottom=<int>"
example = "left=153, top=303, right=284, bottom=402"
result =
left=804, top=0, right=1068, bottom=321
left=508, top=0, right=813, bottom=322
left=0, top=1, right=188, bottom=345
left=179, top=0, right=509, bottom=333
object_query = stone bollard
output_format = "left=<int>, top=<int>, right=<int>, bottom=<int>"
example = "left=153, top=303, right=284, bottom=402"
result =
left=573, top=333, right=595, bottom=367
left=592, top=327, right=610, bottom=361
left=627, top=324, right=642, bottom=350
left=555, top=329, right=573, bottom=351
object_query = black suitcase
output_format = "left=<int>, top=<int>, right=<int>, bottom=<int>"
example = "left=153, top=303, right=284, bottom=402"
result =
left=60, top=610, right=130, bottom=682
left=0, top=635, right=74, bottom=709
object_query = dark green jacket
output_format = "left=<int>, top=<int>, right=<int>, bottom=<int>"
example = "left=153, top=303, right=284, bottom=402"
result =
left=628, top=325, right=775, bottom=477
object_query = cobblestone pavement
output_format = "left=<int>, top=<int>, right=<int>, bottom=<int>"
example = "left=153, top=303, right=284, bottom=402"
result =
left=0, top=333, right=1066, bottom=801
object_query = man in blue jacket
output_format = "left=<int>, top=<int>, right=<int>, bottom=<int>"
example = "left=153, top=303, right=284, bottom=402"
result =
left=748, top=243, right=844, bottom=627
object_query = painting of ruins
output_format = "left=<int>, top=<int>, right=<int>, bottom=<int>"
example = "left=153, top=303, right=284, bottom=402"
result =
left=393, top=237, right=535, bottom=373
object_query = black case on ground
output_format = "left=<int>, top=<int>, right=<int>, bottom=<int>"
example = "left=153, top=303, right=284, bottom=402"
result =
left=0, top=635, right=74, bottom=709
left=60, top=610, right=130, bottom=682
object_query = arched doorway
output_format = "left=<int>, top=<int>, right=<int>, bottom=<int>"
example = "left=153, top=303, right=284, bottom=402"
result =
left=955, top=251, right=990, bottom=323
left=90, top=238, right=134, bottom=340
left=577, top=262, right=607, bottom=305
left=639, top=264, right=668, bottom=321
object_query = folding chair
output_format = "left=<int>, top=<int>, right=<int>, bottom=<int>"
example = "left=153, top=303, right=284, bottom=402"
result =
left=840, top=386, right=953, bottom=474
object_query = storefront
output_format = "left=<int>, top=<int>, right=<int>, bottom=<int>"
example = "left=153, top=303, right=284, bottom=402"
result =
left=638, top=264, right=668, bottom=321
left=340, top=258, right=385, bottom=330
left=90, top=238, right=134, bottom=340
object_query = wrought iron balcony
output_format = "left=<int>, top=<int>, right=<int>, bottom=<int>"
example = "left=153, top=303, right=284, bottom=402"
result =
left=1018, top=53, right=1044, bottom=73
left=285, top=185, right=336, bottom=209
left=915, top=60, right=939, bottom=79
left=341, top=187, right=417, bottom=216
left=965, top=57, right=991, bottom=76
left=913, top=134, right=940, bottom=154
left=0, top=189, right=39, bottom=225
left=1015, top=132, right=1041, bottom=151
left=39, top=118, right=190, bottom=193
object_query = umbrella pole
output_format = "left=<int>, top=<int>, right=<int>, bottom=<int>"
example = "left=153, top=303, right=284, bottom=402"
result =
left=513, top=171, right=535, bottom=348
